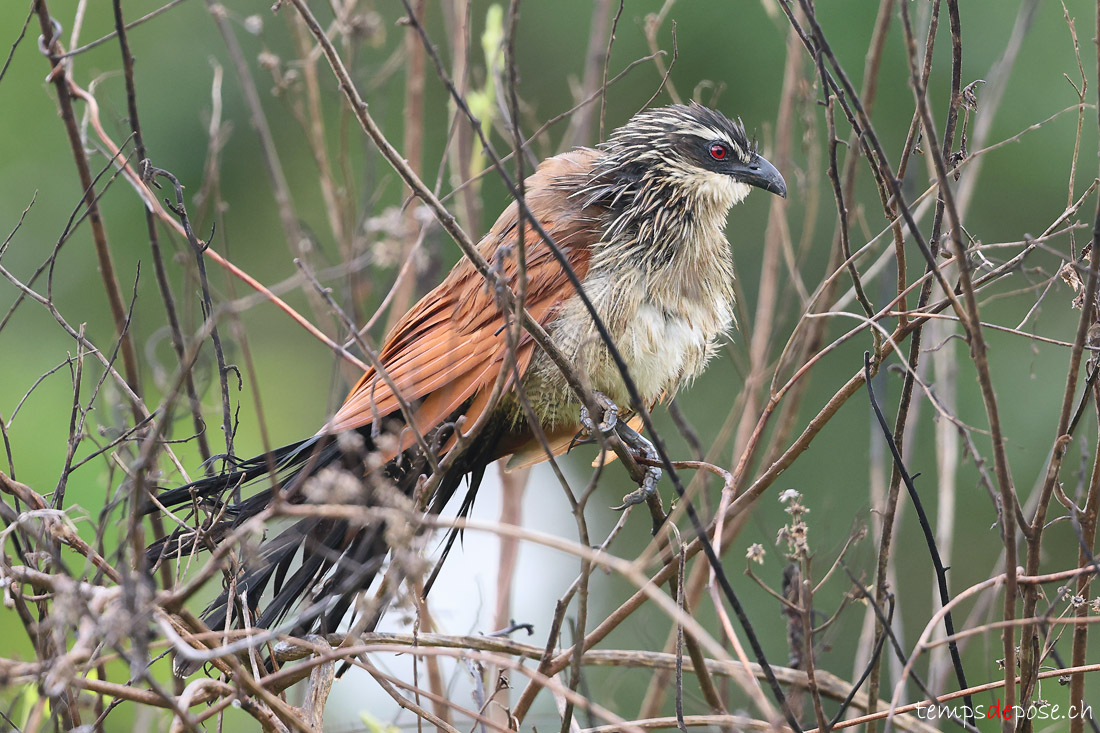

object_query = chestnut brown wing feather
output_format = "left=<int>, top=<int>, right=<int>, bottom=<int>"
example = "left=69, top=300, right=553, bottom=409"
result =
left=326, top=149, right=600, bottom=461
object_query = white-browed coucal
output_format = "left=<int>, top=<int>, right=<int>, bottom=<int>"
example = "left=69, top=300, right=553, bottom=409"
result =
left=149, top=102, right=787, bottom=663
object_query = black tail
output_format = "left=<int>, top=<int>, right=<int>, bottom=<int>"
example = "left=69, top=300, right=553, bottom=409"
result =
left=145, top=434, right=341, bottom=565
left=147, top=418, right=505, bottom=673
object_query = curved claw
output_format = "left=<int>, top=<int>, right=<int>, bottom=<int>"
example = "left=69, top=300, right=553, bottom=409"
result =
left=567, top=430, right=593, bottom=453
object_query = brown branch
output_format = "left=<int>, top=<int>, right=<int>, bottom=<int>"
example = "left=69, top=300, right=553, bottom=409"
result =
left=36, top=1, right=143, bottom=409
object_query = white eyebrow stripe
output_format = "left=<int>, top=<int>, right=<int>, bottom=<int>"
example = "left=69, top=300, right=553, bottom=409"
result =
left=679, top=124, right=729, bottom=141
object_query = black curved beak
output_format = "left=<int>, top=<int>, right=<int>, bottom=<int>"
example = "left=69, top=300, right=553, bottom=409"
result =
left=734, top=154, right=787, bottom=198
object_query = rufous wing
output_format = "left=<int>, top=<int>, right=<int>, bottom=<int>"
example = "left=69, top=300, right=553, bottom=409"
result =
left=325, top=149, right=602, bottom=464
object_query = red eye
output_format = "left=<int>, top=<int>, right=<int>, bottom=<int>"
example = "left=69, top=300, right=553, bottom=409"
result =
left=709, top=142, right=728, bottom=161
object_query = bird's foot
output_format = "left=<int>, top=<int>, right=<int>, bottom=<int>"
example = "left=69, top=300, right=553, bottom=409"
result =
left=611, top=470, right=661, bottom=511
left=578, top=392, right=666, bottom=524
left=610, top=417, right=662, bottom=512
left=579, top=391, right=619, bottom=436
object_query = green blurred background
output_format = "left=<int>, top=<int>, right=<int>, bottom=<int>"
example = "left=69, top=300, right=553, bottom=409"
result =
left=0, top=0, right=1098, bottom=730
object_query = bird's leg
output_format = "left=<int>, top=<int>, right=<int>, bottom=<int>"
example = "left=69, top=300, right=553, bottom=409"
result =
left=610, top=417, right=662, bottom=513
left=579, top=392, right=666, bottom=526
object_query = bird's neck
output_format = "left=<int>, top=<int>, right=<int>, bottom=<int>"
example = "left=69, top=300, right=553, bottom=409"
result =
left=590, top=170, right=739, bottom=309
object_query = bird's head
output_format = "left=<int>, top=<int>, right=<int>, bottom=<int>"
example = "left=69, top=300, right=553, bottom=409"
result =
left=602, top=102, right=786, bottom=202
left=580, top=103, right=786, bottom=248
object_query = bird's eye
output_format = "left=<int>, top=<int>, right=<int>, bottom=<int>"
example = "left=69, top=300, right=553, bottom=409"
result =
left=709, top=142, right=729, bottom=161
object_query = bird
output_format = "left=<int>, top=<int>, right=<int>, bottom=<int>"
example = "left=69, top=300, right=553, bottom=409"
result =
left=147, top=102, right=787, bottom=668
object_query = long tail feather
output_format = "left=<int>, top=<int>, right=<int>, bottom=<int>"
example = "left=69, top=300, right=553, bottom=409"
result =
left=152, top=413, right=507, bottom=677
left=144, top=436, right=342, bottom=572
